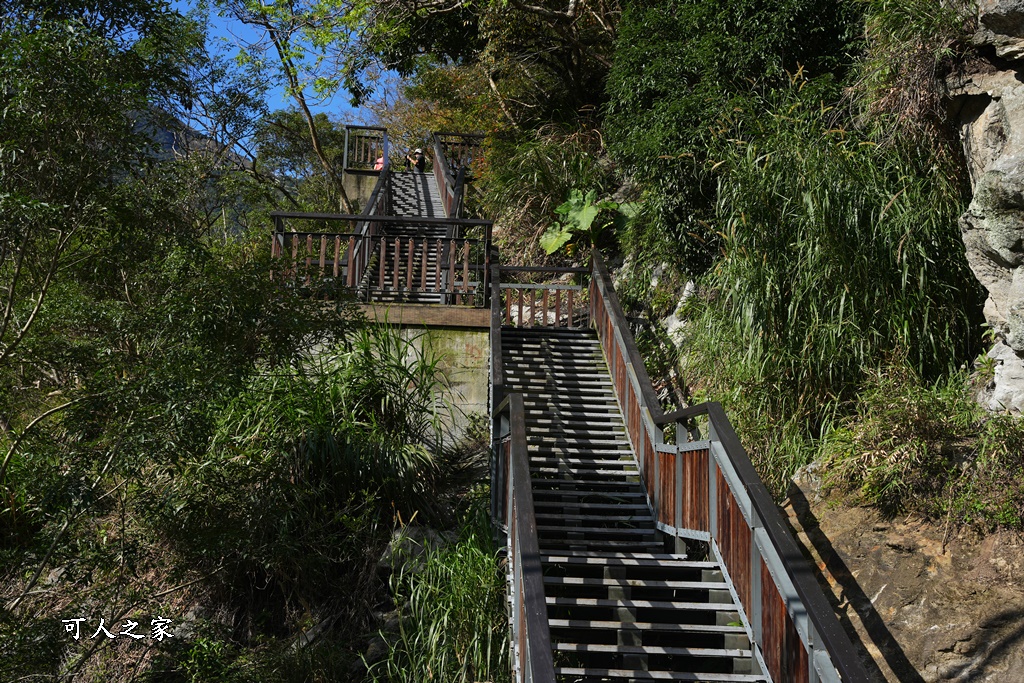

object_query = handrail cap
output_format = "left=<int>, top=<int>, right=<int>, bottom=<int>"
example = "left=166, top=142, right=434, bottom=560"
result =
left=654, top=402, right=715, bottom=425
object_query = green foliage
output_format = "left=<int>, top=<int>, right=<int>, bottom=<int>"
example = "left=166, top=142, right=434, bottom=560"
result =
left=368, top=493, right=509, bottom=683
left=821, top=364, right=978, bottom=512
left=604, top=0, right=862, bottom=275
left=857, top=0, right=976, bottom=137
left=482, top=126, right=614, bottom=264
left=678, top=81, right=983, bottom=495
left=539, top=189, right=621, bottom=255
left=820, top=364, right=1024, bottom=531
left=157, top=323, right=467, bottom=584
left=254, top=110, right=349, bottom=212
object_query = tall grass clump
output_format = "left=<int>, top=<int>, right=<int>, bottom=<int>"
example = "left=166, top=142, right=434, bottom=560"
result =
left=681, top=81, right=984, bottom=495
left=144, top=322, right=484, bottom=677
left=820, top=364, right=1024, bottom=530
left=369, top=491, right=510, bottom=683
left=857, top=0, right=976, bottom=139
left=161, top=323, right=468, bottom=570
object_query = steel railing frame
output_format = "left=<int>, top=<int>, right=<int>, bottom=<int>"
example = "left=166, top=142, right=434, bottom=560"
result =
left=587, top=248, right=871, bottom=683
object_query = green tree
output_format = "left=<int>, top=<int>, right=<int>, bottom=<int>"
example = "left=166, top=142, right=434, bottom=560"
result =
left=604, top=0, right=862, bottom=276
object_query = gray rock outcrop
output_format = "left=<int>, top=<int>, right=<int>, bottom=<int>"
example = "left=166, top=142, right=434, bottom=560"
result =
left=953, top=2, right=1024, bottom=411
left=975, top=0, right=1024, bottom=60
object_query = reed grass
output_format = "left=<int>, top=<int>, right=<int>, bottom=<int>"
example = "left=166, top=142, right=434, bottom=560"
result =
left=680, top=81, right=984, bottom=495
left=368, top=491, right=510, bottom=683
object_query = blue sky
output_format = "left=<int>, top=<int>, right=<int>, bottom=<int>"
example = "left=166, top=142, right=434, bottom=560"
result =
left=171, top=0, right=361, bottom=122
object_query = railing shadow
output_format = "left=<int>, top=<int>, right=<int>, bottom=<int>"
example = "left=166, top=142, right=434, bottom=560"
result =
left=785, top=485, right=924, bottom=683
left=946, top=607, right=1024, bottom=679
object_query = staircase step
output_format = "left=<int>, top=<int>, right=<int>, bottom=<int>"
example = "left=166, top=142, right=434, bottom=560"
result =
left=548, top=619, right=745, bottom=635
left=537, top=525, right=657, bottom=536
left=535, top=513, right=654, bottom=524
left=531, top=482, right=646, bottom=494
left=554, top=668, right=766, bottom=681
left=532, top=489, right=647, bottom=500
left=530, top=455, right=633, bottom=465
left=546, top=597, right=737, bottom=612
left=529, top=451, right=634, bottom=461
left=541, top=552, right=704, bottom=566
left=534, top=502, right=651, bottom=513
left=544, top=576, right=729, bottom=590
left=554, top=643, right=751, bottom=659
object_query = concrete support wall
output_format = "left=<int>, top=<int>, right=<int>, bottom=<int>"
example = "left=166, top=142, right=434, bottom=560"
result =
left=354, top=302, right=490, bottom=439
left=343, top=171, right=380, bottom=212
left=401, top=327, right=489, bottom=439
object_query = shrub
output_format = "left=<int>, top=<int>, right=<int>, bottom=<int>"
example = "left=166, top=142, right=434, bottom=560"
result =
left=604, top=0, right=862, bottom=275
left=679, top=81, right=983, bottom=494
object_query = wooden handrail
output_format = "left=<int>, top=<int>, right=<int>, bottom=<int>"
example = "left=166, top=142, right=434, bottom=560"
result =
left=270, top=212, right=493, bottom=227
left=588, top=248, right=870, bottom=682
left=500, top=266, right=591, bottom=274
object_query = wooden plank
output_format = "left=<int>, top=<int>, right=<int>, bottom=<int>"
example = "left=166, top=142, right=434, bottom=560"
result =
left=347, top=236, right=356, bottom=287
left=542, top=289, right=549, bottom=326
left=448, top=241, right=457, bottom=298
left=305, top=233, right=313, bottom=284
left=682, top=448, right=710, bottom=531
left=420, top=238, right=427, bottom=290
left=717, top=468, right=752, bottom=617
left=555, top=289, right=562, bottom=327
left=333, top=236, right=341, bottom=278
left=406, top=237, right=414, bottom=290
left=393, top=238, right=400, bottom=290
left=434, top=239, right=442, bottom=293
left=761, top=561, right=809, bottom=683
left=290, top=233, right=299, bottom=279
left=658, top=450, right=676, bottom=527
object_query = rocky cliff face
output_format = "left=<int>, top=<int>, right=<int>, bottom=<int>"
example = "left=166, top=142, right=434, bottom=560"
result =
left=787, top=467, right=1024, bottom=682
left=952, top=1, right=1024, bottom=412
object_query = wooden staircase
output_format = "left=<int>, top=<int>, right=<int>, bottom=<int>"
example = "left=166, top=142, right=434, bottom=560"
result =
left=502, top=327, right=766, bottom=682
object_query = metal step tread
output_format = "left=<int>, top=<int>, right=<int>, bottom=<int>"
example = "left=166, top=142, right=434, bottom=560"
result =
left=531, top=467, right=639, bottom=478
left=535, top=513, right=653, bottom=523
left=531, top=484, right=646, bottom=494
left=547, top=597, right=737, bottom=611
left=541, top=552, right=708, bottom=567
left=548, top=619, right=745, bottom=634
left=537, top=525, right=657, bottom=536
left=544, top=576, right=729, bottom=590
left=554, top=642, right=752, bottom=658
left=525, top=424, right=626, bottom=434
left=540, top=540, right=665, bottom=551
left=553, top=668, right=766, bottom=682
left=530, top=457, right=634, bottom=466
left=502, top=332, right=600, bottom=343
left=535, top=502, right=651, bottom=512
left=532, top=490, right=647, bottom=499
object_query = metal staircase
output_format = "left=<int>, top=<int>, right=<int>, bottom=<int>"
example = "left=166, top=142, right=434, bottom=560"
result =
left=502, top=326, right=765, bottom=682
left=357, top=170, right=450, bottom=303
left=270, top=127, right=871, bottom=683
